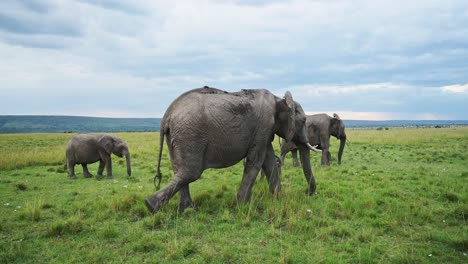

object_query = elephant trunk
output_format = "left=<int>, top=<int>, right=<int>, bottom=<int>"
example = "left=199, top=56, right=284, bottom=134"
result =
left=125, top=154, right=132, bottom=177
left=338, top=138, right=346, bottom=165
left=299, top=147, right=316, bottom=195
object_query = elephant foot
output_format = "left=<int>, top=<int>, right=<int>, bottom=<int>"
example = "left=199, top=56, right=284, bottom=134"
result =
left=270, top=185, right=281, bottom=196
left=69, top=175, right=77, bottom=180
left=144, top=198, right=161, bottom=214
left=84, top=173, right=93, bottom=178
left=305, top=188, right=316, bottom=196
left=107, top=175, right=114, bottom=179
left=293, top=162, right=300, bottom=167
left=236, top=192, right=251, bottom=203
left=178, top=203, right=195, bottom=213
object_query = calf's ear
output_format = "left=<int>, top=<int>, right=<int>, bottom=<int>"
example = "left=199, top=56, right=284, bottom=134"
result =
left=98, top=136, right=114, bottom=154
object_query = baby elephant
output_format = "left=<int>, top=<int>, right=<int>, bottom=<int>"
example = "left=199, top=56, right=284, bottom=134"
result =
left=66, top=134, right=131, bottom=179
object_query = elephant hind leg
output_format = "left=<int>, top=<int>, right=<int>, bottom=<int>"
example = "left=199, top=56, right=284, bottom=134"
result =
left=68, top=160, right=77, bottom=179
left=97, top=160, right=105, bottom=176
left=145, top=169, right=202, bottom=214
left=178, top=185, right=195, bottom=212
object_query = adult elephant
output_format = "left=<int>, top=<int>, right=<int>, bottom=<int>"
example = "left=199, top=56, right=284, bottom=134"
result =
left=145, top=86, right=321, bottom=213
left=280, top=113, right=346, bottom=167
left=66, top=134, right=131, bottom=179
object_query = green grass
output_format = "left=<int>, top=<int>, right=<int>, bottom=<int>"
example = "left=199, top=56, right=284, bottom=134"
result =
left=0, top=128, right=467, bottom=263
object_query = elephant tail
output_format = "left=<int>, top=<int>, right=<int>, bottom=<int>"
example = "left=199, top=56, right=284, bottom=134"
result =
left=153, top=126, right=166, bottom=190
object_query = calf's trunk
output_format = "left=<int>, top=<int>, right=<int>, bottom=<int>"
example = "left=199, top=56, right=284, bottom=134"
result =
left=338, top=138, right=346, bottom=164
left=126, top=154, right=132, bottom=176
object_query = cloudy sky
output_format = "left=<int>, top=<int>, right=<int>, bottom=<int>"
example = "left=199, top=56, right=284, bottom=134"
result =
left=1, top=0, right=467, bottom=120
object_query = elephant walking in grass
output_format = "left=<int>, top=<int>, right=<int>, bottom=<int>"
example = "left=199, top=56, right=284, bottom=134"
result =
left=66, top=134, right=131, bottom=179
left=145, top=86, right=321, bottom=213
left=281, top=113, right=346, bottom=167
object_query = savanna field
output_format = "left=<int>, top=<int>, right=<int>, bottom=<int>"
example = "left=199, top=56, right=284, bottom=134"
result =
left=0, top=128, right=467, bottom=263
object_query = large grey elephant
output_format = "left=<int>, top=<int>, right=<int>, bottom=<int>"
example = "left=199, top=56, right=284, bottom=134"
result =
left=145, top=86, right=321, bottom=213
left=66, top=134, right=131, bottom=179
left=280, top=113, right=346, bottom=167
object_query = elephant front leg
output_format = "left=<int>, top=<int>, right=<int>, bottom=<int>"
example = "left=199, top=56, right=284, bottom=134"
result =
left=299, top=147, right=316, bottom=195
left=97, top=160, right=105, bottom=176
left=237, top=167, right=261, bottom=202
left=237, top=151, right=265, bottom=203
left=82, top=164, right=93, bottom=178
left=261, top=144, right=281, bottom=195
left=291, top=149, right=300, bottom=167
left=321, top=150, right=331, bottom=166
left=178, top=185, right=195, bottom=212
left=104, top=157, right=113, bottom=179
left=320, top=138, right=331, bottom=166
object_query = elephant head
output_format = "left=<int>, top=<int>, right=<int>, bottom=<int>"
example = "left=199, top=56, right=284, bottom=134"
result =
left=276, top=91, right=321, bottom=152
left=99, top=135, right=132, bottom=176
left=331, top=113, right=346, bottom=164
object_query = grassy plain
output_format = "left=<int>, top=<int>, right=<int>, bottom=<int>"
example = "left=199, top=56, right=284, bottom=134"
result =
left=0, top=128, right=467, bottom=263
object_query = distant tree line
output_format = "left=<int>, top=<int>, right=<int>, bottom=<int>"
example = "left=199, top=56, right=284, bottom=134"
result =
left=1, top=115, right=467, bottom=134
left=0, top=116, right=161, bottom=133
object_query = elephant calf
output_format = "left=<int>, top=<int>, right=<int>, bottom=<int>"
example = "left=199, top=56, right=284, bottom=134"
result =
left=66, top=134, right=131, bottom=179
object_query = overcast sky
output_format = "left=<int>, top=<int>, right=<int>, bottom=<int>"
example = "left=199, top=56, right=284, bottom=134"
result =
left=1, top=0, right=467, bottom=120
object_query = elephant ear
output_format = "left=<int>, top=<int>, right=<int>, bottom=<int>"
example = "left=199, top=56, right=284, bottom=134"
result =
left=98, top=135, right=114, bottom=155
left=284, top=91, right=296, bottom=141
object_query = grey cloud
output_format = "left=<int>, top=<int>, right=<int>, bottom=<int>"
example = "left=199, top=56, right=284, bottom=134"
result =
left=235, top=0, right=284, bottom=6
left=76, top=0, right=147, bottom=15
left=0, top=32, right=69, bottom=49
left=0, top=13, right=81, bottom=37
left=17, top=0, right=50, bottom=13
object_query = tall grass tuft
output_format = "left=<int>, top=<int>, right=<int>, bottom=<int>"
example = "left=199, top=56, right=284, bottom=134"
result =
left=47, top=216, right=85, bottom=237
left=19, top=198, right=45, bottom=222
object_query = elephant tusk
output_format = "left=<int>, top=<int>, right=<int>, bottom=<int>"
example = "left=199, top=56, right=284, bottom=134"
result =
left=306, top=143, right=322, bottom=152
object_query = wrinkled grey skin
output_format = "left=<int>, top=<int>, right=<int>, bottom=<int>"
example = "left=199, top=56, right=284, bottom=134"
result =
left=281, top=113, right=346, bottom=167
left=66, top=134, right=131, bottom=179
left=145, top=86, right=319, bottom=213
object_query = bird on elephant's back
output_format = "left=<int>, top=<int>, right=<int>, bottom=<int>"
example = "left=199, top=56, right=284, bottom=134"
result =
left=145, top=86, right=322, bottom=214
left=280, top=113, right=347, bottom=167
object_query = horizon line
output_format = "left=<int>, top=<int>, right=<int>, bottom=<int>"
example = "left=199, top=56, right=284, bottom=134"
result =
left=1, top=114, right=468, bottom=122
